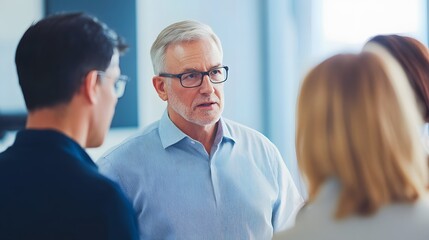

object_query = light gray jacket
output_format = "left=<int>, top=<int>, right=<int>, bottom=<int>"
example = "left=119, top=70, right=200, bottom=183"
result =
left=274, top=179, right=429, bottom=240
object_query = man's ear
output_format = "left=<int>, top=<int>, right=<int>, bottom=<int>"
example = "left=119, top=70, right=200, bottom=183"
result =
left=153, top=76, right=168, bottom=101
left=82, top=70, right=99, bottom=104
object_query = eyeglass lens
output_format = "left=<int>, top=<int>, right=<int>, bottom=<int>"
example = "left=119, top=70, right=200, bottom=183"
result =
left=181, top=67, right=227, bottom=87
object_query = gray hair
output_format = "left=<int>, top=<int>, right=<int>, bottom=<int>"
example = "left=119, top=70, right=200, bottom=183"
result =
left=150, top=20, right=223, bottom=75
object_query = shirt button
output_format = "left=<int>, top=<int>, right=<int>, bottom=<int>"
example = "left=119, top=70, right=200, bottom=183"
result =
left=190, top=140, right=195, bottom=144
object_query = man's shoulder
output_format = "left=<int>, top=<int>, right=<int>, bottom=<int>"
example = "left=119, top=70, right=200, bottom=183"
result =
left=86, top=171, right=130, bottom=201
left=0, top=146, right=13, bottom=164
left=104, top=121, right=160, bottom=153
left=0, top=142, right=125, bottom=199
left=98, top=120, right=161, bottom=167
left=222, top=118, right=273, bottom=143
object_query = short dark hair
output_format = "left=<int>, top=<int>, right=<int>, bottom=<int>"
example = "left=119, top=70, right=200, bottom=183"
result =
left=15, top=12, right=128, bottom=111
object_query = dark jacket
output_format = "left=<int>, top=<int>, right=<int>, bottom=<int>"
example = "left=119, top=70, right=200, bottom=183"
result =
left=0, top=129, right=139, bottom=240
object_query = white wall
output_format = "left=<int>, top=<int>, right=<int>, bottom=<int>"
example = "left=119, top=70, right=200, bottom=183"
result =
left=0, top=0, right=43, bottom=152
left=0, top=0, right=43, bottom=114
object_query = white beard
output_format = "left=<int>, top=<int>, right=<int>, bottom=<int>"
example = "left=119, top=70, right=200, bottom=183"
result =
left=167, top=86, right=223, bottom=127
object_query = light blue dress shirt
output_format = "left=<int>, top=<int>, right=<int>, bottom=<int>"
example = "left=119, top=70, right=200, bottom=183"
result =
left=98, top=111, right=303, bottom=240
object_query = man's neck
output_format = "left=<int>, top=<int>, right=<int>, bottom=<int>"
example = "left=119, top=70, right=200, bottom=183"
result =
left=189, top=123, right=218, bottom=154
left=26, top=107, right=88, bottom=147
left=172, top=120, right=219, bottom=154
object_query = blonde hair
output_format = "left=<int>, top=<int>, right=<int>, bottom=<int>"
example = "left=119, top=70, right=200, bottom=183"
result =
left=296, top=52, right=428, bottom=219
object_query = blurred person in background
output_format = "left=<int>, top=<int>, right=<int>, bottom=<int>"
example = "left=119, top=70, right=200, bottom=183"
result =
left=274, top=52, right=429, bottom=240
left=364, top=34, right=429, bottom=150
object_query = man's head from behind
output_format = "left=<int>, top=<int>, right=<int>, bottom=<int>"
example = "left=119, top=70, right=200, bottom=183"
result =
left=15, top=12, right=128, bottom=147
left=16, top=12, right=127, bottom=111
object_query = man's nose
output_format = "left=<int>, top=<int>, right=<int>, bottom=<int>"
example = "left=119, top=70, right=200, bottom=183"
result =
left=199, top=74, right=215, bottom=94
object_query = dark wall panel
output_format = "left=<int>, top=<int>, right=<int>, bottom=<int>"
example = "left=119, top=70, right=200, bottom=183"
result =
left=45, top=0, right=138, bottom=128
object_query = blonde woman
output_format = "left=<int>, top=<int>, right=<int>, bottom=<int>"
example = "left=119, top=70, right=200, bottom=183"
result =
left=274, top=52, right=429, bottom=240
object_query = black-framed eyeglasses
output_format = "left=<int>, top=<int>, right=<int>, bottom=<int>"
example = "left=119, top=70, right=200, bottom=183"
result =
left=97, top=71, right=129, bottom=98
left=159, top=66, right=229, bottom=88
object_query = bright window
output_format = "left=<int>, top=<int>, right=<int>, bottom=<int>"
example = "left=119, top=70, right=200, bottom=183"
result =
left=312, top=0, right=427, bottom=61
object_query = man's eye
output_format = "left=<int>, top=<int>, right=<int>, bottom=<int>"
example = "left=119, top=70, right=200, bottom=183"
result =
left=114, top=81, right=120, bottom=90
left=183, top=73, right=199, bottom=80
left=210, top=69, right=221, bottom=75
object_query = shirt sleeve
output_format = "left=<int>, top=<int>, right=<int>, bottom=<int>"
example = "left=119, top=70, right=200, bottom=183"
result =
left=271, top=147, right=305, bottom=232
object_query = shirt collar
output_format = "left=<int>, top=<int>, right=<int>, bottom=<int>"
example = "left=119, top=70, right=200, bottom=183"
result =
left=159, top=111, right=188, bottom=149
left=159, top=110, right=236, bottom=149
left=217, top=117, right=236, bottom=143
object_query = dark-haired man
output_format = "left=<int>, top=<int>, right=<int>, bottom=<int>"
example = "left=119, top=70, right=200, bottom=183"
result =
left=0, top=12, right=138, bottom=239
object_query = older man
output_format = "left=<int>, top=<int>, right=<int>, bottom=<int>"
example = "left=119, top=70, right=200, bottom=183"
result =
left=98, top=20, right=303, bottom=239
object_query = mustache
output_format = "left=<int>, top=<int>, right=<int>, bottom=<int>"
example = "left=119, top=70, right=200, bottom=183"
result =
left=193, top=96, right=220, bottom=106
